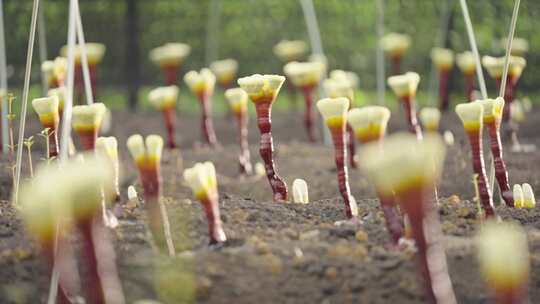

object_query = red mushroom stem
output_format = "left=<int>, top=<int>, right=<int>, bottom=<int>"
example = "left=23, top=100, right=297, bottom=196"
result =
left=301, top=85, right=317, bottom=142
left=464, top=73, right=475, bottom=101
left=42, top=239, right=76, bottom=304
left=76, top=128, right=98, bottom=151
left=329, top=124, right=358, bottom=219
left=234, top=111, right=252, bottom=175
left=42, top=120, right=59, bottom=158
left=485, top=121, right=513, bottom=206
left=346, top=124, right=357, bottom=169
left=89, top=64, right=97, bottom=98
left=401, top=96, right=423, bottom=140
left=162, top=65, right=179, bottom=86
left=493, top=284, right=528, bottom=304
left=496, top=76, right=515, bottom=123
left=162, top=107, right=177, bottom=149
left=466, top=129, right=495, bottom=217
left=399, top=185, right=457, bottom=304
left=254, top=100, right=288, bottom=201
left=390, top=55, right=402, bottom=75
left=197, top=93, right=218, bottom=147
left=138, top=164, right=168, bottom=251
left=200, top=195, right=227, bottom=245
left=377, top=191, right=404, bottom=244
left=78, top=218, right=106, bottom=304
left=438, top=69, right=450, bottom=111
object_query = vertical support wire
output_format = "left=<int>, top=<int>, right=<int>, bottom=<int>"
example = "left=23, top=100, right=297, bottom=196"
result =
left=74, top=0, right=94, bottom=105
left=0, top=0, right=8, bottom=153
left=13, top=0, right=40, bottom=205
left=499, top=0, right=520, bottom=98
left=38, top=0, right=48, bottom=95
left=376, top=0, right=385, bottom=105
left=59, top=0, right=77, bottom=162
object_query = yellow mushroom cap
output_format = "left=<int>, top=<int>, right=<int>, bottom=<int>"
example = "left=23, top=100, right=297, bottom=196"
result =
left=482, top=56, right=505, bottom=79
left=522, top=183, right=535, bottom=209
left=455, top=102, right=484, bottom=131
left=61, top=43, right=106, bottom=65
left=48, top=87, right=66, bottom=109
left=477, top=97, right=505, bottom=123
left=148, top=85, right=179, bottom=110
left=149, top=42, right=191, bottom=67
left=146, top=135, right=164, bottom=161
left=127, top=134, right=163, bottom=167
left=283, top=61, right=325, bottom=88
left=380, top=32, right=411, bottom=57
left=500, top=37, right=529, bottom=56
left=210, top=58, right=238, bottom=83
left=292, top=178, right=309, bottom=204
left=323, top=78, right=354, bottom=101
left=508, top=56, right=526, bottom=79
left=183, top=161, right=218, bottom=200
left=273, top=40, right=308, bottom=62
left=72, top=103, right=107, bottom=131
left=316, top=97, right=349, bottom=128
left=360, top=132, right=446, bottom=195
left=476, top=220, right=530, bottom=291
left=224, top=88, right=248, bottom=113
left=96, top=136, right=118, bottom=160
left=513, top=184, right=524, bottom=209
left=431, top=47, right=454, bottom=70
left=457, top=51, right=476, bottom=75
left=32, top=96, right=59, bottom=117
left=419, top=107, right=441, bottom=131
left=387, top=72, right=420, bottom=98
left=330, top=69, right=359, bottom=89
left=237, top=74, right=285, bottom=102
left=41, top=60, right=54, bottom=75
left=348, top=106, right=391, bottom=141
left=511, top=101, right=525, bottom=123
left=127, top=134, right=145, bottom=161
left=184, top=68, right=216, bottom=96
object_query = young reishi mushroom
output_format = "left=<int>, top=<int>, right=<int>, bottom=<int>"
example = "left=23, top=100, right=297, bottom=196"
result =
left=184, top=162, right=227, bottom=244
left=284, top=61, right=325, bottom=142
left=225, top=88, right=252, bottom=175
left=387, top=72, right=423, bottom=139
left=455, top=102, right=495, bottom=217
left=31, top=95, right=60, bottom=158
left=148, top=85, right=180, bottom=149
left=457, top=51, right=477, bottom=101
left=380, top=32, right=411, bottom=75
left=316, top=97, right=358, bottom=219
left=477, top=221, right=530, bottom=304
left=184, top=68, right=219, bottom=147
left=419, top=107, right=441, bottom=133
left=72, top=102, right=107, bottom=150
left=96, top=136, right=120, bottom=203
left=210, top=58, right=239, bottom=90
left=150, top=42, right=191, bottom=85
left=238, top=74, right=288, bottom=201
left=431, top=48, right=454, bottom=111
left=360, top=133, right=457, bottom=304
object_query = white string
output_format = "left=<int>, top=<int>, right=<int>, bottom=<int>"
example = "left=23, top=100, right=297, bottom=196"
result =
left=499, top=0, right=520, bottom=98
left=459, top=0, right=488, bottom=99
left=376, top=0, right=385, bottom=105
left=38, top=0, right=48, bottom=95
left=59, top=0, right=77, bottom=161
left=13, top=0, right=40, bottom=205
left=74, top=0, right=93, bottom=105
left=0, top=0, right=8, bottom=153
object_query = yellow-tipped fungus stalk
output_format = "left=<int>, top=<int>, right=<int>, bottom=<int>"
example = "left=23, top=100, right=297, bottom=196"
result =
left=184, top=68, right=219, bottom=147
left=238, top=74, right=288, bottom=201
left=316, top=97, right=358, bottom=219
left=457, top=51, right=477, bottom=100
left=348, top=106, right=391, bottom=144
left=478, top=97, right=513, bottom=206
left=455, top=102, right=495, bottom=217
left=477, top=221, right=530, bottom=304
left=148, top=85, right=180, bottom=149
left=183, top=162, right=227, bottom=245
left=48, top=86, right=66, bottom=119
left=210, top=58, right=239, bottom=89
left=360, top=133, right=456, bottom=304
left=72, top=103, right=107, bottom=150
left=419, top=107, right=441, bottom=133
left=225, top=88, right=252, bottom=174
left=96, top=136, right=120, bottom=202
left=381, top=32, right=411, bottom=75
left=150, top=42, right=191, bottom=85
left=61, top=43, right=106, bottom=97
left=31, top=96, right=60, bottom=158
left=273, top=40, right=308, bottom=63
left=284, top=61, right=325, bottom=142
left=501, top=36, right=529, bottom=57
left=127, top=134, right=173, bottom=253
left=431, top=48, right=454, bottom=111
left=522, top=183, right=535, bottom=209
left=513, top=184, right=524, bottom=209
left=387, top=72, right=423, bottom=139
left=292, top=178, right=309, bottom=204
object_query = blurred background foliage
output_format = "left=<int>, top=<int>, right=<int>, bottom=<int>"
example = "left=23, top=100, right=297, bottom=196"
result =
left=3, top=0, right=540, bottom=108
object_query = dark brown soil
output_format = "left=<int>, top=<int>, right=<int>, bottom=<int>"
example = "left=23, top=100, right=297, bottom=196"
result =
left=1, top=105, right=540, bottom=303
